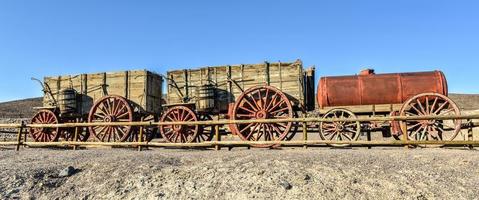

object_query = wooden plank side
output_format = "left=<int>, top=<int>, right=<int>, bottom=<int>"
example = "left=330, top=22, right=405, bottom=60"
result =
left=166, top=70, right=187, bottom=105
left=166, top=60, right=305, bottom=112
left=44, top=70, right=161, bottom=115
left=145, top=71, right=163, bottom=114
left=43, top=75, right=83, bottom=108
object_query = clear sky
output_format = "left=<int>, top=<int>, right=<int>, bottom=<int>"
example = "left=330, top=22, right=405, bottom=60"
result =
left=0, top=0, right=478, bottom=102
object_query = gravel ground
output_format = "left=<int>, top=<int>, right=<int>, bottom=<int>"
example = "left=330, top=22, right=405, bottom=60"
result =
left=0, top=147, right=478, bottom=200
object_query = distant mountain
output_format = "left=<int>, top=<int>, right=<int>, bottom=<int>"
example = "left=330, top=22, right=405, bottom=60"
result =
left=449, top=93, right=479, bottom=111
left=0, top=97, right=42, bottom=118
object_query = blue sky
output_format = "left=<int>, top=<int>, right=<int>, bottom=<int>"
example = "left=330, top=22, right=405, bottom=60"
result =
left=0, top=0, right=478, bottom=102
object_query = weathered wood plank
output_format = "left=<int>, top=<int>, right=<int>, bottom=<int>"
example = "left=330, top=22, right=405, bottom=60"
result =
left=166, top=60, right=310, bottom=112
left=43, top=70, right=163, bottom=115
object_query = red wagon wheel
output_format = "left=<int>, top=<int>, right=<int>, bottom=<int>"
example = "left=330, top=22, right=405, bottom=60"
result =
left=61, top=118, right=90, bottom=142
left=230, top=86, right=293, bottom=148
left=319, top=109, right=361, bottom=147
left=88, top=95, right=133, bottom=142
left=159, top=106, right=199, bottom=143
left=399, top=93, right=461, bottom=147
left=29, top=110, right=61, bottom=142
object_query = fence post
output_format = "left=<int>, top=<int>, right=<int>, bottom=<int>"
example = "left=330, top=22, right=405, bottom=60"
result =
left=302, top=122, right=308, bottom=149
left=23, top=126, right=27, bottom=146
left=15, top=122, right=24, bottom=151
left=215, top=124, right=220, bottom=151
left=467, top=119, right=474, bottom=150
left=138, top=124, right=144, bottom=152
left=401, top=119, right=409, bottom=149
left=73, top=127, right=79, bottom=150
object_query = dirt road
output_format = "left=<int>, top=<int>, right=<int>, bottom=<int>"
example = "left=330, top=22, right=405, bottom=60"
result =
left=0, top=147, right=478, bottom=200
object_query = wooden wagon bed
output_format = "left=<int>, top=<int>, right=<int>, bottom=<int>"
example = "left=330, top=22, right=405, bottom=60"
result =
left=166, top=59, right=315, bottom=114
left=42, top=70, right=163, bottom=115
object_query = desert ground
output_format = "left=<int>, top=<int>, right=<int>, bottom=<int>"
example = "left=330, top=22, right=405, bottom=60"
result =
left=0, top=96, right=478, bottom=199
left=1, top=148, right=479, bottom=200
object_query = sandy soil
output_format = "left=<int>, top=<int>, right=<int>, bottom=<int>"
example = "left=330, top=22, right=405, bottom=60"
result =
left=0, top=147, right=478, bottom=200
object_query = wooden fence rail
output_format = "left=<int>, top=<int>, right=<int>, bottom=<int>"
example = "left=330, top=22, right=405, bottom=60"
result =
left=0, top=114, right=477, bottom=151
left=0, top=114, right=478, bottom=128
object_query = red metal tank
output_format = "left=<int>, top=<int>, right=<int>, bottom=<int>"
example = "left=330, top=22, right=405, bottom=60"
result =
left=317, top=69, right=448, bottom=108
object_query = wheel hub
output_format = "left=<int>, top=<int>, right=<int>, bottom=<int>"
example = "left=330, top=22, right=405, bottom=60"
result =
left=420, top=120, right=436, bottom=126
left=255, top=110, right=269, bottom=119
left=173, top=125, right=184, bottom=132
left=104, top=116, right=117, bottom=122
left=336, top=124, right=345, bottom=131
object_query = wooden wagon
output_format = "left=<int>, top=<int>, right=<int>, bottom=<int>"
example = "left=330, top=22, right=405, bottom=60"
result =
left=30, top=70, right=163, bottom=143
left=162, top=59, right=316, bottom=145
left=28, top=60, right=462, bottom=148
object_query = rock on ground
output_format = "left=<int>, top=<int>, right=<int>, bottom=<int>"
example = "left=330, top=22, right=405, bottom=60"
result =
left=0, top=147, right=478, bottom=200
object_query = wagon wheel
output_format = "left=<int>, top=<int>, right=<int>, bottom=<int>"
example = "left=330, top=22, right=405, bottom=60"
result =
left=88, top=95, right=133, bottom=142
left=399, top=93, right=461, bottom=147
left=319, top=109, right=361, bottom=147
left=128, top=114, right=158, bottom=142
left=230, top=86, right=293, bottom=148
left=61, top=118, right=90, bottom=142
left=29, top=110, right=61, bottom=142
left=159, top=106, right=199, bottom=143
left=195, top=114, right=214, bottom=143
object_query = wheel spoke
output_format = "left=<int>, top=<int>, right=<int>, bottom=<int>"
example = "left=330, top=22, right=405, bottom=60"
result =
left=328, top=131, right=338, bottom=140
left=255, top=124, right=264, bottom=141
left=240, top=123, right=255, bottom=133
left=256, top=89, right=264, bottom=109
left=268, top=99, right=286, bottom=112
left=117, top=111, right=130, bottom=119
left=342, top=132, right=353, bottom=141
left=429, top=97, right=439, bottom=114
left=410, top=103, right=424, bottom=115
left=409, top=126, right=423, bottom=138
left=104, top=100, right=112, bottom=115
left=407, top=123, right=422, bottom=131
left=39, top=112, right=45, bottom=123
left=419, top=127, right=428, bottom=141
left=265, top=93, right=279, bottom=111
left=110, top=99, right=118, bottom=116
left=245, top=94, right=260, bottom=111
left=270, top=107, right=290, bottom=115
left=416, top=99, right=427, bottom=115
left=433, top=102, right=449, bottom=115
left=270, top=124, right=283, bottom=138
left=264, top=88, right=270, bottom=110
left=238, top=106, right=256, bottom=115
left=246, top=123, right=260, bottom=140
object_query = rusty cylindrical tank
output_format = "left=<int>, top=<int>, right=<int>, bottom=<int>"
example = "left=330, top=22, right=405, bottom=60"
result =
left=317, top=69, right=448, bottom=108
